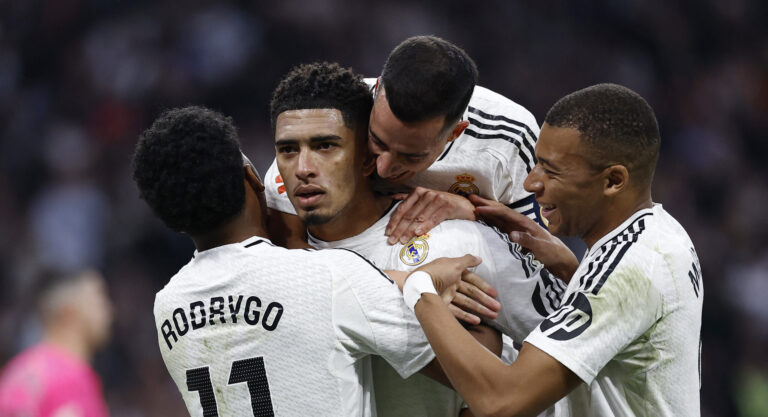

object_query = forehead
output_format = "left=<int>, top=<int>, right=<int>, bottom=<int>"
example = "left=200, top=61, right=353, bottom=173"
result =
left=370, top=89, right=445, bottom=153
left=536, top=124, right=590, bottom=164
left=275, top=109, right=351, bottom=140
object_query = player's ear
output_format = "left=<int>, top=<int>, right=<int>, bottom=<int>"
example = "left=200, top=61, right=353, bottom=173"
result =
left=447, top=120, right=469, bottom=143
left=245, top=166, right=265, bottom=193
left=603, top=164, right=629, bottom=196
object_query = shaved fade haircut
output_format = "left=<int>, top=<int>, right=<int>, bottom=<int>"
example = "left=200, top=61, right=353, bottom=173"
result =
left=545, top=83, right=661, bottom=187
left=381, top=35, right=478, bottom=127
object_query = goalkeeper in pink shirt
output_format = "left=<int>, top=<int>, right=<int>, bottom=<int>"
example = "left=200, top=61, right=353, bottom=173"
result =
left=0, top=269, right=112, bottom=417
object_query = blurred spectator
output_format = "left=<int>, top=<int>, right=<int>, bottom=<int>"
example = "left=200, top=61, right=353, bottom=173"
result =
left=0, top=270, right=112, bottom=417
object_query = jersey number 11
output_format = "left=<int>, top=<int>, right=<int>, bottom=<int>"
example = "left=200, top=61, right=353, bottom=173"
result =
left=186, top=356, right=274, bottom=417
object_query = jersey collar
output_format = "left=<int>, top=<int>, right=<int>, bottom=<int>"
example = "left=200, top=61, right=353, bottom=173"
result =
left=192, top=235, right=274, bottom=258
left=587, top=204, right=659, bottom=257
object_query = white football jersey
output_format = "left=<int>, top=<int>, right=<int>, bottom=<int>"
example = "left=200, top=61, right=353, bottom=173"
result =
left=525, top=205, right=703, bottom=417
left=155, top=236, right=435, bottom=417
left=265, top=80, right=544, bottom=225
left=308, top=202, right=566, bottom=417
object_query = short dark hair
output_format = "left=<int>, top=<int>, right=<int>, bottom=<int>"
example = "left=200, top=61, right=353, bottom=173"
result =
left=545, top=83, right=661, bottom=186
left=132, top=106, right=245, bottom=235
left=381, top=35, right=478, bottom=126
left=270, top=62, right=373, bottom=133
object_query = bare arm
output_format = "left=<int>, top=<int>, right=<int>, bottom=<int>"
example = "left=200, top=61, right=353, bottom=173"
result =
left=414, top=293, right=581, bottom=417
left=419, top=323, right=503, bottom=389
left=266, top=208, right=310, bottom=249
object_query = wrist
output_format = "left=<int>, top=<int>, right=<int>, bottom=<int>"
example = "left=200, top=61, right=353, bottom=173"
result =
left=403, top=271, right=438, bottom=312
left=550, top=259, right=578, bottom=282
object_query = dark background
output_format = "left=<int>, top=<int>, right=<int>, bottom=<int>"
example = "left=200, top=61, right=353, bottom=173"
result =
left=1, top=1, right=766, bottom=416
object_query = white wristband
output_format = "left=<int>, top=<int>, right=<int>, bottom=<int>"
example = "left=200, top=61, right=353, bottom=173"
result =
left=403, top=271, right=438, bottom=312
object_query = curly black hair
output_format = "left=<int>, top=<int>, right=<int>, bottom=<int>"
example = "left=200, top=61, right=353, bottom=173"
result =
left=381, top=35, right=478, bottom=126
left=132, top=106, right=245, bottom=235
left=545, top=83, right=661, bottom=186
left=270, top=62, right=372, bottom=133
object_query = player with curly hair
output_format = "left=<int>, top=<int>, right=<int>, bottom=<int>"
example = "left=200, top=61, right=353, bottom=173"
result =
left=133, top=105, right=481, bottom=416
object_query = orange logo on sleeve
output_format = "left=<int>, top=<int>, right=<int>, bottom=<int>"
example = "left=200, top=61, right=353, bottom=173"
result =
left=275, top=174, right=286, bottom=194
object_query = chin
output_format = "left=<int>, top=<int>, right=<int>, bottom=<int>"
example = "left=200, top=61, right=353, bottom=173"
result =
left=303, top=212, right=334, bottom=226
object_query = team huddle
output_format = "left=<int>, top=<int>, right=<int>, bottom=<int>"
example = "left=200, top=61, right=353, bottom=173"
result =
left=132, top=36, right=703, bottom=416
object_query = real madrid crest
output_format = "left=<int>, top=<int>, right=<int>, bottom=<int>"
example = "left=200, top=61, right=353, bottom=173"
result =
left=449, top=173, right=479, bottom=197
left=399, top=235, right=430, bottom=266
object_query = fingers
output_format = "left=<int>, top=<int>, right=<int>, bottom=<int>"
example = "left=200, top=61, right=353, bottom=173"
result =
left=457, top=254, right=482, bottom=269
left=475, top=204, right=539, bottom=235
left=386, top=188, right=434, bottom=244
left=468, top=193, right=503, bottom=208
left=455, top=283, right=499, bottom=320
left=461, top=271, right=500, bottom=302
left=410, top=199, right=448, bottom=237
left=448, top=304, right=481, bottom=325
left=509, top=231, right=539, bottom=253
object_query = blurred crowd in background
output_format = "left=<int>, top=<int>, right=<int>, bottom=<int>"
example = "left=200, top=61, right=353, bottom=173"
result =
left=0, top=1, right=766, bottom=416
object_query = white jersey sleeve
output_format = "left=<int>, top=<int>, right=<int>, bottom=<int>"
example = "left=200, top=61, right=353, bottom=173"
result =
left=322, top=248, right=435, bottom=379
left=465, top=87, right=540, bottom=208
left=264, top=158, right=296, bottom=214
left=526, top=253, right=664, bottom=385
left=528, top=206, right=702, bottom=417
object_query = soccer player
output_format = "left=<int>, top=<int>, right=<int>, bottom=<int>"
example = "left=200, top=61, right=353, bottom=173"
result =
left=0, top=269, right=112, bottom=417
left=402, top=84, right=704, bottom=416
left=132, top=106, right=482, bottom=416
left=271, top=62, right=567, bottom=417
left=263, top=35, right=542, bottom=248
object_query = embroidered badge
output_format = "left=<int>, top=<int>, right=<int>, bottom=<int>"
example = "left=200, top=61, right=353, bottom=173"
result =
left=399, top=235, right=430, bottom=266
left=449, top=173, right=479, bottom=197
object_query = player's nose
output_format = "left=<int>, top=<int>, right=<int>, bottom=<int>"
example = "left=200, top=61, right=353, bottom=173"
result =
left=524, top=167, right=544, bottom=195
left=376, top=152, right=400, bottom=179
left=296, top=150, right=316, bottom=179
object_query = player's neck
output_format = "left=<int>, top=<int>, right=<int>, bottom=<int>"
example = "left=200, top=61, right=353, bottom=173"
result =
left=308, top=187, right=392, bottom=242
left=192, top=220, right=267, bottom=252
left=43, top=324, right=92, bottom=363
left=583, top=192, right=653, bottom=249
left=193, top=187, right=269, bottom=251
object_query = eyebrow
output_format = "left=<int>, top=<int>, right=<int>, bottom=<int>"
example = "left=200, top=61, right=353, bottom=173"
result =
left=368, top=127, right=386, bottom=147
left=275, top=135, right=343, bottom=146
left=537, top=156, right=561, bottom=170
left=368, top=127, right=431, bottom=158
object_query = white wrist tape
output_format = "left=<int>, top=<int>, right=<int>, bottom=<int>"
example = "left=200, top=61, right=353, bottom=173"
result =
left=403, top=271, right=438, bottom=312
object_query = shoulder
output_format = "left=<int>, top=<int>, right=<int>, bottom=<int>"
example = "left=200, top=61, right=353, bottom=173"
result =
left=468, top=86, right=539, bottom=134
left=577, top=210, right=691, bottom=299
left=310, top=247, right=393, bottom=284
left=154, top=261, right=194, bottom=308
left=459, top=86, right=539, bottom=173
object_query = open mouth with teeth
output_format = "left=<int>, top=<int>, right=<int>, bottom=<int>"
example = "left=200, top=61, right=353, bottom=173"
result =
left=540, top=204, right=557, bottom=219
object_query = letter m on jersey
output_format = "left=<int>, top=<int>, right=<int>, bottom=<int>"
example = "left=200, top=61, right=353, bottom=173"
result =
left=688, top=247, right=702, bottom=298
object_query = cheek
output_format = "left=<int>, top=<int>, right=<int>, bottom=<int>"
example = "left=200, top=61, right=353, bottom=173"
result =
left=327, top=158, right=358, bottom=196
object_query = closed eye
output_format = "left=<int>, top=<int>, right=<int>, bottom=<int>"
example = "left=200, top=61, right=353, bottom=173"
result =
left=316, top=141, right=338, bottom=150
left=277, top=145, right=298, bottom=154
